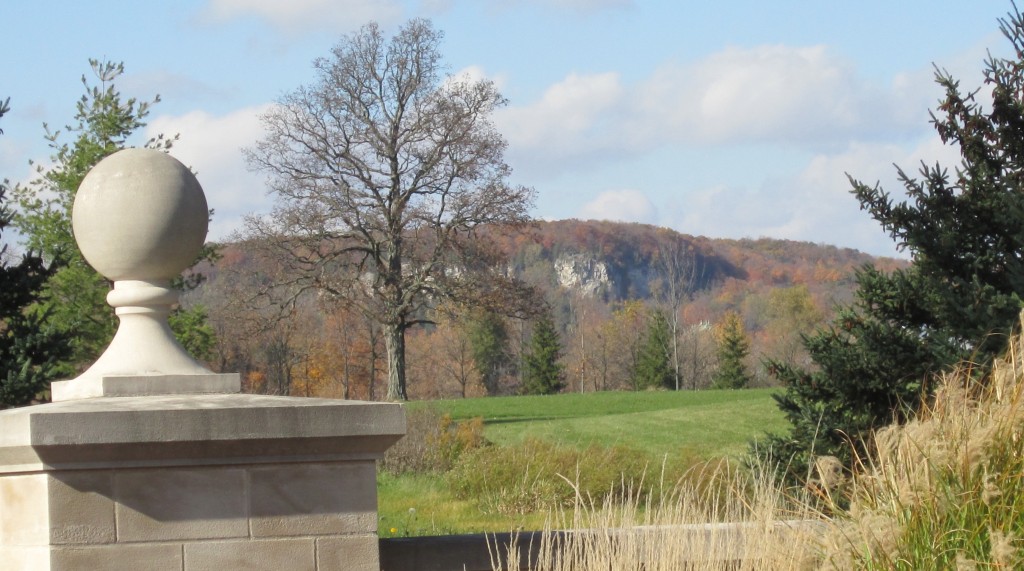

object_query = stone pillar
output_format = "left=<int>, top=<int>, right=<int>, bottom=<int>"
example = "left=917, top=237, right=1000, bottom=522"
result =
left=0, top=149, right=405, bottom=571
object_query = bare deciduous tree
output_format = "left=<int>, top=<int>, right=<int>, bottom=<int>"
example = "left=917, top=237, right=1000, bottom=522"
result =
left=244, top=19, right=536, bottom=400
left=652, top=232, right=703, bottom=390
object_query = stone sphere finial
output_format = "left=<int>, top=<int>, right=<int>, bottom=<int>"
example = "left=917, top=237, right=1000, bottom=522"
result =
left=72, top=148, right=209, bottom=281
left=51, top=148, right=239, bottom=401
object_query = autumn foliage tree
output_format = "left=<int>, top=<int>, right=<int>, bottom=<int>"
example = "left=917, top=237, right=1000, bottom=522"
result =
left=245, top=19, right=535, bottom=401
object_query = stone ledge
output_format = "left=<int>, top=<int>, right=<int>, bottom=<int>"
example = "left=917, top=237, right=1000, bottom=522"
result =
left=0, top=395, right=405, bottom=472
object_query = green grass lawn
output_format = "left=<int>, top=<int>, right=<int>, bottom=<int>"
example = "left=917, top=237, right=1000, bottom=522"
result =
left=377, top=472, right=548, bottom=537
left=380, top=388, right=788, bottom=536
left=412, top=388, right=786, bottom=459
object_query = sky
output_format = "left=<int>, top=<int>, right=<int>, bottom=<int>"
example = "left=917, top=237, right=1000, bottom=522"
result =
left=2, top=0, right=1019, bottom=258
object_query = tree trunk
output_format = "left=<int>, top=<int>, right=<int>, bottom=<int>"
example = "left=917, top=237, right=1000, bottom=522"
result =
left=384, top=322, right=408, bottom=401
left=342, top=355, right=350, bottom=400
left=670, top=315, right=680, bottom=390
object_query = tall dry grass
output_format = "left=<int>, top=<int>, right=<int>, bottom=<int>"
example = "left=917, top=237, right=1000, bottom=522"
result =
left=821, top=317, right=1024, bottom=569
left=489, top=461, right=828, bottom=570
left=492, top=315, right=1024, bottom=570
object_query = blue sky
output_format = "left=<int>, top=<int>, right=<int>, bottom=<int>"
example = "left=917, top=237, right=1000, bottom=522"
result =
left=2, top=1, right=1018, bottom=257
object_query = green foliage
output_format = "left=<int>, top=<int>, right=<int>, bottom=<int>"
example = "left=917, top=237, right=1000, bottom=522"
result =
left=764, top=7, right=1024, bottom=475
left=0, top=101, right=73, bottom=407
left=14, top=60, right=168, bottom=367
left=521, top=311, right=565, bottom=395
left=16, top=60, right=170, bottom=261
left=13, top=59, right=216, bottom=374
left=0, top=240, right=68, bottom=408
left=168, top=305, right=217, bottom=363
left=713, top=312, right=752, bottom=389
left=766, top=268, right=947, bottom=471
left=634, top=308, right=674, bottom=389
left=465, top=309, right=509, bottom=395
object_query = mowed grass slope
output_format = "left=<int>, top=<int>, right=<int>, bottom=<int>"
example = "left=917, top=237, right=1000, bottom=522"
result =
left=412, top=388, right=786, bottom=459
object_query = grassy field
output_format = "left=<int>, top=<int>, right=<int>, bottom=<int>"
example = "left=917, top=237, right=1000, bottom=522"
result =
left=414, top=388, right=786, bottom=458
left=379, top=388, right=787, bottom=536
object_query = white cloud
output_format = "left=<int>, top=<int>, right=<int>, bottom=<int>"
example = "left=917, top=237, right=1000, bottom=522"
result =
left=499, top=44, right=938, bottom=178
left=651, top=45, right=912, bottom=145
left=450, top=65, right=508, bottom=92
left=540, top=0, right=632, bottom=12
left=578, top=189, right=655, bottom=224
left=0, top=136, right=26, bottom=183
left=496, top=0, right=633, bottom=14
left=659, top=133, right=963, bottom=258
left=496, top=72, right=624, bottom=172
left=146, top=105, right=274, bottom=241
left=199, top=0, right=404, bottom=34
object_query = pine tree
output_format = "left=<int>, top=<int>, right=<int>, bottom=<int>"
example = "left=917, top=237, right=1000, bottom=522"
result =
left=0, top=99, right=72, bottom=407
left=634, top=309, right=674, bottom=389
left=712, top=312, right=751, bottom=389
left=764, top=6, right=1024, bottom=473
left=466, top=310, right=510, bottom=395
left=522, top=312, right=565, bottom=395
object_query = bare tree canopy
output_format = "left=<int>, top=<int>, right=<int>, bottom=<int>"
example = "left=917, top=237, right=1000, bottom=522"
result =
left=244, top=19, right=536, bottom=401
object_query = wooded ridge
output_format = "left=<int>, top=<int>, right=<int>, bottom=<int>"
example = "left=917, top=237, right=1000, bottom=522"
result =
left=187, top=219, right=906, bottom=399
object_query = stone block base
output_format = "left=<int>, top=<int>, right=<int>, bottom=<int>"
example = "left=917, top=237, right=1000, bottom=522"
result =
left=0, top=394, right=405, bottom=571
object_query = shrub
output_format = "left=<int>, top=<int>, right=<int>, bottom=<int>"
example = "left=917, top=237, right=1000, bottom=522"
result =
left=380, top=406, right=487, bottom=474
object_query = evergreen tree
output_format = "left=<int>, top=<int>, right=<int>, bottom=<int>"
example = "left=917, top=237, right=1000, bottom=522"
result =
left=764, top=6, right=1024, bottom=474
left=465, top=309, right=510, bottom=395
left=712, top=312, right=751, bottom=389
left=634, top=309, right=674, bottom=389
left=522, top=312, right=565, bottom=395
left=14, top=59, right=215, bottom=374
left=0, top=99, right=72, bottom=407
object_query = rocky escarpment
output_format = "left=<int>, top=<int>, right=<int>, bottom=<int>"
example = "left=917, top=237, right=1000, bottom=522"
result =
left=551, top=252, right=675, bottom=300
left=553, top=254, right=611, bottom=297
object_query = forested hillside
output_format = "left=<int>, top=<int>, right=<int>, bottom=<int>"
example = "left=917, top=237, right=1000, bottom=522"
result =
left=188, top=219, right=904, bottom=400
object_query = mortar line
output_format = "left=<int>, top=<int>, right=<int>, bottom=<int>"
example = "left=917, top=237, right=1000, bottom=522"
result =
left=244, top=467, right=252, bottom=538
left=111, top=472, right=119, bottom=544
